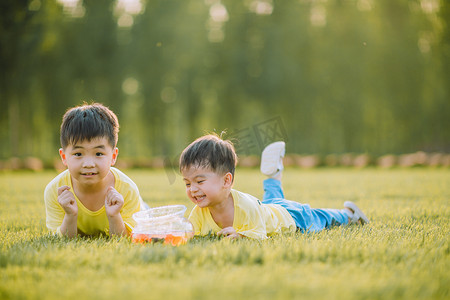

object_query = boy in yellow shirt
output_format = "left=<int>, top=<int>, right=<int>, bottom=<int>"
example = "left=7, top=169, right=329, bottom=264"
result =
left=180, top=134, right=369, bottom=240
left=44, top=103, right=145, bottom=237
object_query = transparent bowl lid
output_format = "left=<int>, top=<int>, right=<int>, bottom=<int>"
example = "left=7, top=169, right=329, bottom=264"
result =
left=132, top=205, right=187, bottom=224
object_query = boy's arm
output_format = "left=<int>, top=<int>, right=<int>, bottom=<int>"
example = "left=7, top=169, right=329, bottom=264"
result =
left=233, top=205, right=268, bottom=240
left=218, top=227, right=244, bottom=239
left=188, top=204, right=266, bottom=240
left=44, top=181, right=78, bottom=237
left=215, top=212, right=266, bottom=240
left=105, top=186, right=128, bottom=236
left=57, top=186, right=78, bottom=238
left=107, top=214, right=127, bottom=236
left=59, top=214, right=78, bottom=237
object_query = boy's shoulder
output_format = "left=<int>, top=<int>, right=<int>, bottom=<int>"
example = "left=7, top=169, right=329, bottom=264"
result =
left=45, top=169, right=70, bottom=191
left=231, top=189, right=263, bottom=208
left=110, top=167, right=139, bottom=192
left=44, top=169, right=70, bottom=199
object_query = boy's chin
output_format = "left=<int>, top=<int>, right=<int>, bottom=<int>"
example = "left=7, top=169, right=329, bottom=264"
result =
left=191, top=199, right=207, bottom=207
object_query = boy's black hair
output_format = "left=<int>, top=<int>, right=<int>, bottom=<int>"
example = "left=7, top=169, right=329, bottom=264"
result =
left=60, top=102, right=119, bottom=149
left=179, top=134, right=238, bottom=178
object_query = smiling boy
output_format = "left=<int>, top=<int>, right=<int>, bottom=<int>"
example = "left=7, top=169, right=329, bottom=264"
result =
left=180, top=134, right=369, bottom=240
left=44, top=103, right=143, bottom=238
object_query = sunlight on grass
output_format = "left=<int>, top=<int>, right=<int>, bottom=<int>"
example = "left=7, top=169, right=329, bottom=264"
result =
left=0, top=169, right=448, bottom=299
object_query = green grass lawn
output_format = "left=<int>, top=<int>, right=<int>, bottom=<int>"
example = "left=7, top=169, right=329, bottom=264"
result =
left=0, top=168, right=449, bottom=300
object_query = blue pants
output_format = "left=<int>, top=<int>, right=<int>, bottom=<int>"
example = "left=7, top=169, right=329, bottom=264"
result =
left=263, top=178, right=349, bottom=232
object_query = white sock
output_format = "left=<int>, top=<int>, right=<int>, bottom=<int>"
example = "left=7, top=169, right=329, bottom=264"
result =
left=271, top=170, right=282, bottom=181
left=343, top=208, right=353, bottom=218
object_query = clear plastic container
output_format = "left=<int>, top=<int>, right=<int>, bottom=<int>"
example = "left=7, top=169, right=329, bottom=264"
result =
left=131, top=205, right=194, bottom=246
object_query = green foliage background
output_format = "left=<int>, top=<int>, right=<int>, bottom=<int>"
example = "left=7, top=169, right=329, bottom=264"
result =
left=1, top=0, right=449, bottom=162
left=0, top=169, right=449, bottom=299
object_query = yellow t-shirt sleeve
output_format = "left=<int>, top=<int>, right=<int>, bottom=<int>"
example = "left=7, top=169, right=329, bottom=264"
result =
left=44, top=172, right=67, bottom=235
left=188, top=207, right=203, bottom=236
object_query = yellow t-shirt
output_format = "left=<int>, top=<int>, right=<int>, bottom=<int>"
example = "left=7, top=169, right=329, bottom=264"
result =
left=44, top=167, right=141, bottom=236
left=188, top=189, right=296, bottom=240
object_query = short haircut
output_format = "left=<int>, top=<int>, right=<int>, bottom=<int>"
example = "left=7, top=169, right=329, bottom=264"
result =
left=60, top=102, right=119, bottom=149
left=179, top=134, right=238, bottom=178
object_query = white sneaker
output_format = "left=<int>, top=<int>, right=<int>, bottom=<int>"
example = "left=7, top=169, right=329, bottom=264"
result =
left=260, top=141, right=285, bottom=177
left=344, top=201, right=369, bottom=224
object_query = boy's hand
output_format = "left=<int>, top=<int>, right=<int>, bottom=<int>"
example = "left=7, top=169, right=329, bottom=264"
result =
left=105, top=186, right=124, bottom=217
left=218, top=227, right=242, bottom=239
left=57, top=186, right=78, bottom=216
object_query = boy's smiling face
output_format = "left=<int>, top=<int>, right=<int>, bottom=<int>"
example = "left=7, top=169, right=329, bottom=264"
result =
left=59, top=137, right=118, bottom=188
left=182, top=166, right=233, bottom=209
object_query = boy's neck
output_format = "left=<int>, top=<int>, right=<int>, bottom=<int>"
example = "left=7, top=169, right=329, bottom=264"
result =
left=209, top=190, right=234, bottom=229
left=70, top=170, right=115, bottom=210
